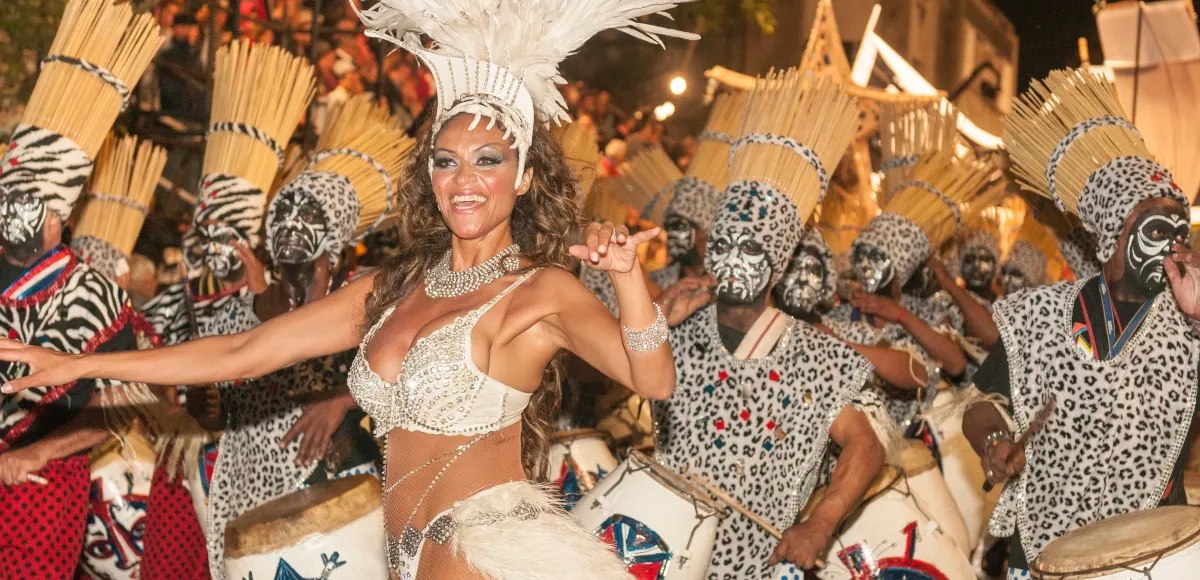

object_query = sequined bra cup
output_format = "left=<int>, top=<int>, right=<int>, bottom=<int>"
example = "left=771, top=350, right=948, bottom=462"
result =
left=348, top=271, right=537, bottom=436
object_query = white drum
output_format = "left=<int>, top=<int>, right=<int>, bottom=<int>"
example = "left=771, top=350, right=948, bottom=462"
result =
left=572, top=451, right=725, bottom=580
left=224, top=474, right=386, bottom=579
left=81, top=430, right=156, bottom=580
left=900, top=439, right=972, bottom=558
left=1031, top=506, right=1200, bottom=579
left=929, top=389, right=998, bottom=553
left=187, top=441, right=218, bottom=530
left=782, top=466, right=975, bottom=580
left=546, top=429, right=620, bottom=511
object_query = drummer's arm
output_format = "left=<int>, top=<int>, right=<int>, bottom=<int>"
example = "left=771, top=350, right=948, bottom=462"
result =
left=847, top=343, right=927, bottom=390
left=19, top=392, right=112, bottom=463
left=810, top=407, right=885, bottom=530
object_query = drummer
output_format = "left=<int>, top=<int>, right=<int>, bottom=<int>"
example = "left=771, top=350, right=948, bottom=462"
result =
left=963, top=69, right=1200, bottom=579
left=654, top=71, right=888, bottom=577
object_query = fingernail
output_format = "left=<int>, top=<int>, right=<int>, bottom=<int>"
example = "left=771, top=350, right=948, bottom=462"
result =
left=599, top=244, right=607, bottom=252
left=1, top=384, right=10, bottom=394
left=591, top=252, right=599, bottom=262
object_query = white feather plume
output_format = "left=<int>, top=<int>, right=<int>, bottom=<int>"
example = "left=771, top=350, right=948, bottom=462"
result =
left=357, top=0, right=699, bottom=125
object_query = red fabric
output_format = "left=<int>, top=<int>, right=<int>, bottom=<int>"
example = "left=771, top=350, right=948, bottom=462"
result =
left=141, top=464, right=210, bottom=580
left=0, top=455, right=89, bottom=580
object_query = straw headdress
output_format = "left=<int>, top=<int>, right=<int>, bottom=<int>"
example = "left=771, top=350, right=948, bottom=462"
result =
left=1024, top=193, right=1100, bottom=279
left=0, top=0, right=163, bottom=219
left=880, top=100, right=959, bottom=203
left=1005, top=67, right=1187, bottom=263
left=712, top=69, right=860, bottom=272
left=583, top=177, right=631, bottom=226
left=555, top=121, right=603, bottom=200
left=266, top=94, right=413, bottom=266
left=854, top=151, right=993, bottom=286
left=617, top=147, right=683, bottom=225
left=72, top=136, right=167, bottom=281
left=667, top=92, right=745, bottom=232
left=195, top=40, right=316, bottom=248
left=356, top=0, right=699, bottom=188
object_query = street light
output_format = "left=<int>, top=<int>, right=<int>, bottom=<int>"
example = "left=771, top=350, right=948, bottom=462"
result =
left=669, top=76, right=687, bottom=95
left=654, top=101, right=676, bottom=121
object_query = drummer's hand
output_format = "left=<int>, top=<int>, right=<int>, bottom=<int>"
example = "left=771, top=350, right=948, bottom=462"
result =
left=570, top=221, right=659, bottom=274
left=656, top=275, right=716, bottom=327
left=769, top=518, right=835, bottom=569
left=184, top=385, right=226, bottom=432
left=0, top=339, right=84, bottom=394
left=981, top=438, right=1026, bottom=486
left=0, top=445, right=48, bottom=486
left=282, top=390, right=354, bottom=466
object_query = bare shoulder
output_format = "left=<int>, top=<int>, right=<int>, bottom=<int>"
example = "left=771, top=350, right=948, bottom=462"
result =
left=512, top=265, right=590, bottom=312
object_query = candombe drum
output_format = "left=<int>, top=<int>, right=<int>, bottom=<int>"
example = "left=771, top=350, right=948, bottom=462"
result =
left=81, top=429, right=157, bottom=580
left=188, top=441, right=219, bottom=530
left=930, top=389, right=999, bottom=553
left=573, top=450, right=726, bottom=579
left=224, top=475, right=385, bottom=579
left=789, top=466, right=974, bottom=580
left=1031, top=506, right=1200, bottom=579
left=598, top=393, right=656, bottom=451
left=546, top=429, right=620, bottom=511
left=899, top=439, right=972, bottom=557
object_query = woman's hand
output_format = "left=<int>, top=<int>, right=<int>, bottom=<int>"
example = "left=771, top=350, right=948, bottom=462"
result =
left=1166, top=243, right=1200, bottom=320
left=569, top=221, right=660, bottom=274
left=0, top=340, right=84, bottom=394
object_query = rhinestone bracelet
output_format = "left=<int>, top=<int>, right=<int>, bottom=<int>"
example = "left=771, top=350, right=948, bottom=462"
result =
left=623, top=303, right=668, bottom=352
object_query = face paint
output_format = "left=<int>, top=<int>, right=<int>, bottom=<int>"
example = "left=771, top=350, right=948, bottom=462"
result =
left=1124, top=209, right=1189, bottom=295
left=851, top=242, right=894, bottom=295
left=774, top=245, right=825, bottom=317
left=0, top=185, right=47, bottom=255
left=961, top=247, right=997, bottom=292
left=999, top=264, right=1029, bottom=295
left=268, top=188, right=328, bottom=265
left=197, top=221, right=247, bottom=280
left=707, top=228, right=771, bottom=306
left=663, top=212, right=696, bottom=261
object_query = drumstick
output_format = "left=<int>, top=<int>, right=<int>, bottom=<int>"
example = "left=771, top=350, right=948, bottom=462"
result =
left=26, top=474, right=48, bottom=485
left=983, top=395, right=1056, bottom=492
left=684, top=472, right=827, bottom=569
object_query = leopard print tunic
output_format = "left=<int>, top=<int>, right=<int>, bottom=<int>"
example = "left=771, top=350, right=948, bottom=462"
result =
left=990, top=281, right=1199, bottom=561
left=655, top=306, right=874, bottom=579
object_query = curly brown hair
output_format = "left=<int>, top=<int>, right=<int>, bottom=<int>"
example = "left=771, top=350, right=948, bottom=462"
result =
left=362, top=116, right=585, bottom=480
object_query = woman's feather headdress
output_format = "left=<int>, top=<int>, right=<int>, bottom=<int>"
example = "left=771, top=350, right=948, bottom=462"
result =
left=357, top=0, right=699, bottom=185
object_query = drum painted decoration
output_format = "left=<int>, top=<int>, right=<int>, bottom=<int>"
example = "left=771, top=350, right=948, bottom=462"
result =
left=1031, top=506, right=1200, bottom=579
left=546, top=430, right=619, bottom=511
left=785, top=467, right=975, bottom=580
left=572, top=451, right=725, bottom=580
left=81, top=431, right=157, bottom=580
left=224, top=475, right=386, bottom=580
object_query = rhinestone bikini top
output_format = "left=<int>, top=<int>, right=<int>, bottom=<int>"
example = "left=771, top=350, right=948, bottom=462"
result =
left=348, top=270, right=538, bottom=437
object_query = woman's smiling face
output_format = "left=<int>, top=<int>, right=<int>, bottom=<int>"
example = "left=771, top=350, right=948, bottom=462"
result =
left=430, top=114, right=532, bottom=240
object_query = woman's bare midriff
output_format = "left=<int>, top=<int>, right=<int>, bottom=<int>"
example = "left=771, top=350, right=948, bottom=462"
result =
left=382, top=422, right=526, bottom=578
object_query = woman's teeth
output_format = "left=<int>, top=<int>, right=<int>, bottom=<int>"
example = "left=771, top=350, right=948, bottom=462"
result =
left=451, top=194, right=486, bottom=209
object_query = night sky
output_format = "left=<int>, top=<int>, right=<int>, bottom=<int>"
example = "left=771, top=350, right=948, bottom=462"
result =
left=993, top=0, right=1200, bottom=88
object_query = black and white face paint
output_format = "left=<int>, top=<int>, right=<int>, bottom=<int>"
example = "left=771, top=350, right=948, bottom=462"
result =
left=268, top=188, right=328, bottom=265
left=197, top=221, right=247, bottom=281
left=707, top=228, right=771, bottom=306
left=999, top=264, right=1029, bottom=295
left=664, top=212, right=696, bottom=262
left=851, top=242, right=894, bottom=295
left=1124, top=208, right=1189, bottom=295
left=961, top=247, right=997, bottom=292
left=0, top=185, right=47, bottom=254
left=774, top=245, right=825, bottom=317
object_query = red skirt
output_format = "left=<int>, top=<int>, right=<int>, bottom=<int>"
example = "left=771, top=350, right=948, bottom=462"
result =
left=0, top=454, right=89, bottom=580
left=141, top=463, right=210, bottom=580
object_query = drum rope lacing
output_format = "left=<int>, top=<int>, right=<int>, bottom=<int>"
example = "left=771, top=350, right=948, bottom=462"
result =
left=595, top=455, right=730, bottom=556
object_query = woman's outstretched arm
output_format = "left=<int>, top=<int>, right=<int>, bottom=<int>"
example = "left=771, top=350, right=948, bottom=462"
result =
left=0, top=273, right=377, bottom=394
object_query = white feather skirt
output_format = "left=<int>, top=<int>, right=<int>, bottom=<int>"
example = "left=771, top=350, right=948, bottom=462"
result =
left=450, top=481, right=633, bottom=580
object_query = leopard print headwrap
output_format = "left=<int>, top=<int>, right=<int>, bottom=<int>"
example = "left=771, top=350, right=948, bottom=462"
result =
left=851, top=212, right=931, bottom=287
left=1003, top=240, right=1047, bottom=287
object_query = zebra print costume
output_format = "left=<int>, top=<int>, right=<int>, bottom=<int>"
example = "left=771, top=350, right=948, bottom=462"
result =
left=0, top=245, right=135, bottom=452
left=0, top=125, right=93, bottom=220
